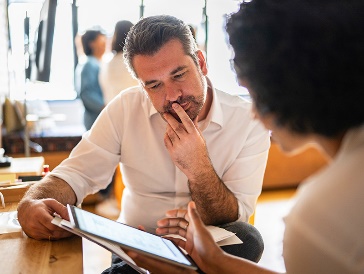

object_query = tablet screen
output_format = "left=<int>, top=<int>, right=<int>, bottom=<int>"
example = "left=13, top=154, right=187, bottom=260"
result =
left=68, top=205, right=196, bottom=269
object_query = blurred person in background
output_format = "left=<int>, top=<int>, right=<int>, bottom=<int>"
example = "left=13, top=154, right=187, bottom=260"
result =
left=76, top=29, right=106, bottom=131
left=99, top=20, right=138, bottom=104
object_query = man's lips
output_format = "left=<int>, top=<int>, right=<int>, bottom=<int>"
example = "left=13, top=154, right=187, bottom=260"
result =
left=180, top=102, right=189, bottom=109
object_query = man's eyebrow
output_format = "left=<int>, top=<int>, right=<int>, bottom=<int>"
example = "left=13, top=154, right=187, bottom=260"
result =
left=144, top=79, right=158, bottom=86
left=171, top=66, right=187, bottom=75
left=143, top=66, right=188, bottom=86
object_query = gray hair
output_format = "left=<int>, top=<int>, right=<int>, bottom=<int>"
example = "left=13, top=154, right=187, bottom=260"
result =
left=123, top=15, right=198, bottom=78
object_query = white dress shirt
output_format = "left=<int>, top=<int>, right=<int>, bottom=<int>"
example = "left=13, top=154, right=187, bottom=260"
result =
left=283, top=125, right=364, bottom=274
left=52, top=80, right=270, bottom=230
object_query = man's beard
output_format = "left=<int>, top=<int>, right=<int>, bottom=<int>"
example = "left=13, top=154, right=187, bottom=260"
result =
left=162, top=95, right=204, bottom=123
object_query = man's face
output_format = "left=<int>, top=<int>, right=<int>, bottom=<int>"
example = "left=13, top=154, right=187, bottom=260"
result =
left=132, top=39, right=208, bottom=122
left=90, top=34, right=106, bottom=58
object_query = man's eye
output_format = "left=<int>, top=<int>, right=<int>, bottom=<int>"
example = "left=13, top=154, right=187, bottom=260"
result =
left=149, top=83, right=161, bottom=90
left=174, top=71, right=186, bottom=79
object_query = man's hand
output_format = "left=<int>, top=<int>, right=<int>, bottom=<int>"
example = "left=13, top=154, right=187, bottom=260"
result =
left=156, top=208, right=189, bottom=238
left=163, top=103, right=212, bottom=179
left=17, top=176, right=77, bottom=240
left=126, top=202, right=226, bottom=274
left=163, top=103, right=239, bottom=225
left=17, top=198, right=73, bottom=240
left=155, top=204, right=223, bottom=269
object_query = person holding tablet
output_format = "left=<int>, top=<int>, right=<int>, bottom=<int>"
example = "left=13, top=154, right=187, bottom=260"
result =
left=60, top=204, right=198, bottom=272
left=124, top=1, right=364, bottom=273
left=17, top=15, right=270, bottom=273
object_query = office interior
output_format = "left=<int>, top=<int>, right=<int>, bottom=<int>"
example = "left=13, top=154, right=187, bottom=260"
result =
left=1, top=0, right=250, bottom=161
left=0, top=1, right=329, bottom=272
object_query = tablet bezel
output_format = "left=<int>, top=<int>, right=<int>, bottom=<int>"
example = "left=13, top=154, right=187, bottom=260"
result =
left=67, top=205, right=197, bottom=270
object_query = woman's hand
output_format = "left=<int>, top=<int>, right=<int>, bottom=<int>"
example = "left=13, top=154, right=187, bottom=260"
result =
left=126, top=201, right=226, bottom=274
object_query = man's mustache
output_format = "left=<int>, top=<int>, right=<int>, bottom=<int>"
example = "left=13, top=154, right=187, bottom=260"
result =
left=163, top=96, right=195, bottom=113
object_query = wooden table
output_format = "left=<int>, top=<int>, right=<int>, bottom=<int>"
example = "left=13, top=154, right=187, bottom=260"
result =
left=0, top=156, right=46, bottom=204
left=0, top=156, right=45, bottom=177
left=0, top=203, right=83, bottom=274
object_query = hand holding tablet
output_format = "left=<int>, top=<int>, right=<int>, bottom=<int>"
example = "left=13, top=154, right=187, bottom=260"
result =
left=53, top=205, right=197, bottom=272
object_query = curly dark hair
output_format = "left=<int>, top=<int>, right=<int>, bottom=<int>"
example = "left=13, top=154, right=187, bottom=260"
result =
left=226, top=0, right=364, bottom=137
left=123, top=15, right=198, bottom=78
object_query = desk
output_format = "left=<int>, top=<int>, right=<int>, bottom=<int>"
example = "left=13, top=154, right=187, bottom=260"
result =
left=0, top=156, right=44, bottom=177
left=0, top=203, right=83, bottom=274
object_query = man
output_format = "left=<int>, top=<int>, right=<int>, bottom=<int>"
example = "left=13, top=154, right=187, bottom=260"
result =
left=17, top=15, right=270, bottom=271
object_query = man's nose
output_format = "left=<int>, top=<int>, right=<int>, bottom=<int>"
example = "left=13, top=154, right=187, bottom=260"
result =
left=165, top=84, right=182, bottom=102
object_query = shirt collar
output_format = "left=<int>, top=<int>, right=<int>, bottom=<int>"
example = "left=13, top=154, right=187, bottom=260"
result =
left=148, top=77, right=224, bottom=128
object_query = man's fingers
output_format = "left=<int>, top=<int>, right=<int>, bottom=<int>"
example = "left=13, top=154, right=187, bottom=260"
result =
left=43, top=199, right=70, bottom=220
left=164, top=208, right=188, bottom=219
left=156, top=226, right=187, bottom=238
left=157, top=217, right=189, bottom=230
left=164, top=112, right=187, bottom=138
left=164, top=103, right=196, bottom=134
left=172, top=103, right=196, bottom=133
left=165, top=123, right=181, bottom=144
left=137, top=225, right=146, bottom=231
left=193, top=115, right=201, bottom=135
left=38, top=199, right=72, bottom=239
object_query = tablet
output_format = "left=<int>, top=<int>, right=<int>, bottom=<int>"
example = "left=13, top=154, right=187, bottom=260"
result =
left=67, top=205, right=197, bottom=270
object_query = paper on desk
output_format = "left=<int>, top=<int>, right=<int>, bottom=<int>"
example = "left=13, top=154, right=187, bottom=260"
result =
left=0, top=181, right=33, bottom=188
left=0, top=211, right=22, bottom=234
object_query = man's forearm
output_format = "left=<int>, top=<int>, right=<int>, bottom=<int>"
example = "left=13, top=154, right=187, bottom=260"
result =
left=188, top=167, right=239, bottom=225
left=20, top=175, right=77, bottom=206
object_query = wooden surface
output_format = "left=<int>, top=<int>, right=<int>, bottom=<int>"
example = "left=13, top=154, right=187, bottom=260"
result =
left=0, top=203, right=83, bottom=274
left=0, top=183, right=32, bottom=203
left=10, top=152, right=70, bottom=172
left=34, top=151, right=70, bottom=171
left=0, top=156, right=44, bottom=177
left=263, top=142, right=328, bottom=189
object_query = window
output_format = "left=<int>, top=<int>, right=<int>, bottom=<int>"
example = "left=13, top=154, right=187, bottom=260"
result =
left=7, top=0, right=247, bottom=102
left=206, top=0, right=248, bottom=95
left=8, top=0, right=75, bottom=101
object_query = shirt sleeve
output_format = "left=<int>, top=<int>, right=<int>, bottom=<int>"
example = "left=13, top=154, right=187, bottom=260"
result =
left=223, top=121, right=270, bottom=222
left=50, top=103, right=121, bottom=205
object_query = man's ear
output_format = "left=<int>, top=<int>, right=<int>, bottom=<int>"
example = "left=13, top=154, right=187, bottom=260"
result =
left=197, top=50, right=208, bottom=75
